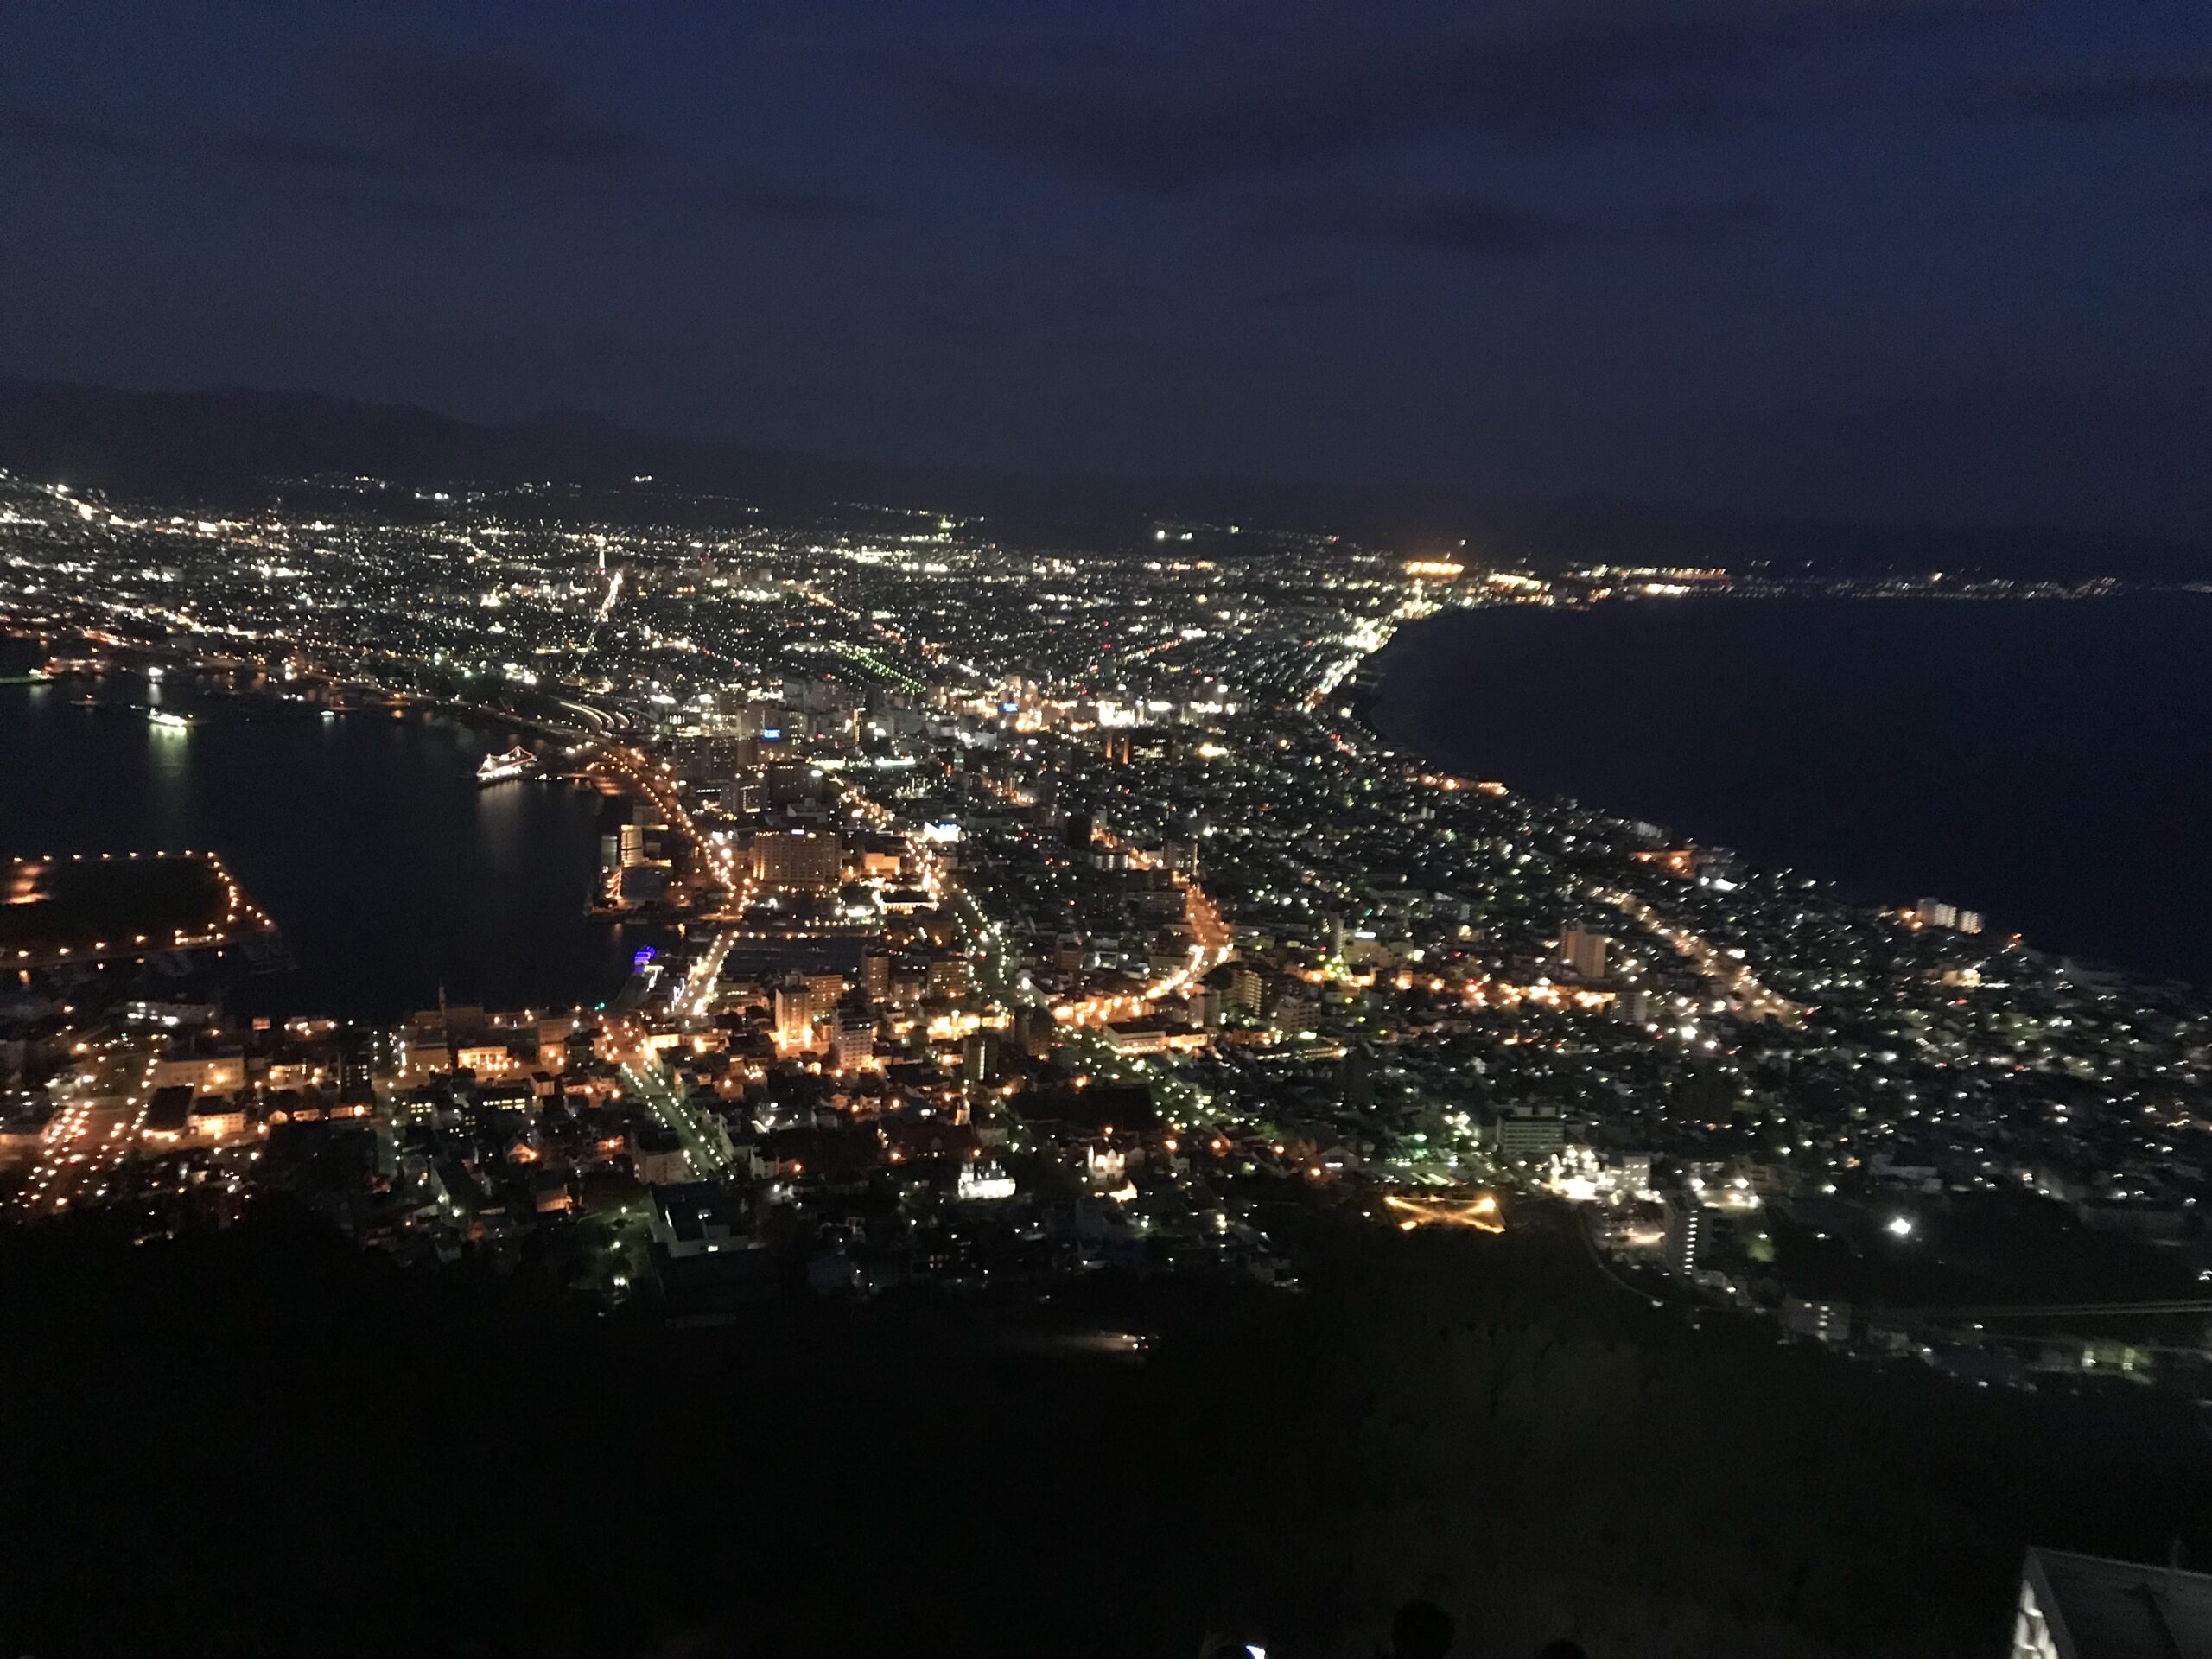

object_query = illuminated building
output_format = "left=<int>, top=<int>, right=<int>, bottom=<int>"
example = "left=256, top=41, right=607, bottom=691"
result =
left=1913, top=897, right=1983, bottom=934
left=1226, top=964, right=1264, bottom=1014
left=1543, top=1147, right=1652, bottom=1205
left=187, top=1096, right=248, bottom=1140
left=1662, top=1190, right=1704, bottom=1275
left=1558, top=925, right=1610, bottom=982
left=149, top=1051, right=244, bottom=1094
left=1101, top=1016, right=1171, bottom=1057
left=751, top=830, right=842, bottom=896
left=773, top=977, right=814, bottom=1049
left=832, top=1006, right=874, bottom=1070
left=957, top=1160, right=1018, bottom=1202
left=1491, top=1107, right=1565, bottom=1164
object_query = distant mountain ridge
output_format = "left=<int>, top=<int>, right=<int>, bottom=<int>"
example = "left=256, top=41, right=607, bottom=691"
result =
left=0, top=373, right=2199, bottom=575
left=0, top=376, right=916, bottom=507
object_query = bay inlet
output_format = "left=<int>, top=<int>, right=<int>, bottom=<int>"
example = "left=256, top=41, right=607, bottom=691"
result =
left=0, top=641, right=640, bottom=1018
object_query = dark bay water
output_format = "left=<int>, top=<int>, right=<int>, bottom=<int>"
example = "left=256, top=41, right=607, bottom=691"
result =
left=1370, top=594, right=2212, bottom=983
left=0, top=643, right=638, bottom=1018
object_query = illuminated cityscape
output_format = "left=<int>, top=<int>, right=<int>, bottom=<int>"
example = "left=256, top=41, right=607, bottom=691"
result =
left=5, top=3, right=2212, bottom=1653
left=3, top=459, right=2212, bottom=1656
left=3, top=465, right=2209, bottom=1365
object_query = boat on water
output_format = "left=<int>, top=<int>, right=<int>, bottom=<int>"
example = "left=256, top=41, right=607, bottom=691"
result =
left=477, top=744, right=542, bottom=784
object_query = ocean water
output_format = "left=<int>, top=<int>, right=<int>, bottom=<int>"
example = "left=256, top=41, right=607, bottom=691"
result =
left=1368, top=594, right=2212, bottom=983
left=0, top=643, right=640, bottom=1017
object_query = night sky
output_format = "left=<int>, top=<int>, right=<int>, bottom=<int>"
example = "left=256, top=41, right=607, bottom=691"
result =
left=2, top=0, right=2206, bottom=533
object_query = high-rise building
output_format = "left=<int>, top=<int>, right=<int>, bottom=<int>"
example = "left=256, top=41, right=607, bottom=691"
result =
left=832, top=1006, right=874, bottom=1071
left=1227, top=964, right=1264, bottom=1014
left=862, top=946, right=892, bottom=1002
left=773, top=978, right=813, bottom=1050
left=961, top=1031, right=999, bottom=1084
left=1662, top=1190, right=1704, bottom=1276
left=1914, top=899, right=1983, bottom=935
left=752, top=830, right=842, bottom=896
left=670, top=736, right=743, bottom=784
left=1559, top=925, right=1610, bottom=982
left=1917, top=897, right=1960, bottom=930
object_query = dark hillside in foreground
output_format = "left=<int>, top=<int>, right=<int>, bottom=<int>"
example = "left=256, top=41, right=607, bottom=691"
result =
left=1, top=374, right=2201, bottom=576
left=0, top=1205, right=2202, bottom=1659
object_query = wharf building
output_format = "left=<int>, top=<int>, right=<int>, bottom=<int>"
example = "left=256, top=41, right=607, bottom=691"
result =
left=2012, top=1548, right=2212, bottom=1658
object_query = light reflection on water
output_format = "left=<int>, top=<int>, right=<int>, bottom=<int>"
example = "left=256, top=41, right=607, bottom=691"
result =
left=0, top=645, right=640, bottom=1017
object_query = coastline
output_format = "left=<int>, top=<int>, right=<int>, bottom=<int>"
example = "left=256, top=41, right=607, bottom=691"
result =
left=1347, top=594, right=2212, bottom=986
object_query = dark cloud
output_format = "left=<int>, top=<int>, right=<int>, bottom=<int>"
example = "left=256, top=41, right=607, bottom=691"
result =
left=895, top=1, right=1985, bottom=193
left=1, top=49, right=652, bottom=185
left=0, top=0, right=2204, bottom=535
left=0, top=105, right=412, bottom=179
left=344, top=46, right=656, bottom=170
left=205, top=129, right=411, bottom=178
left=1630, top=194, right=1776, bottom=242
left=704, top=175, right=878, bottom=223
left=309, top=188, right=480, bottom=228
left=1995, top=65, right=2212, bottom=123
left=1253, top=187, right=1773, bottom=257
left=1272, top=193, right=1580, bottom=257
left=3, top=60, right=867, bottom=238
left=1247, top=277, right=1358, bottom=309
left=0, top=105, right=162, bottom=161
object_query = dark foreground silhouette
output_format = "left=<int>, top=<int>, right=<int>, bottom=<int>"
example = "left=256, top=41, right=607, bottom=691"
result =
left=0, top=1203, right=2202, bottom=1658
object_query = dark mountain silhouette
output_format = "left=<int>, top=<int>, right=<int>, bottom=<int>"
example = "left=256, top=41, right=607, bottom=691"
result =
left=0, top=376, right=913, bottom=506
left=0, top=373, right=2197, bottom=575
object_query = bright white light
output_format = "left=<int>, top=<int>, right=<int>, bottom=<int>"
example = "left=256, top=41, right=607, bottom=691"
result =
left=1885, top=1215, right=1915, bottom=1238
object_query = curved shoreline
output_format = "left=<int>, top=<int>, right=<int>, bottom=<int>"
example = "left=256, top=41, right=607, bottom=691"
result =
left=1342, top=594, right=2211, bottom=985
